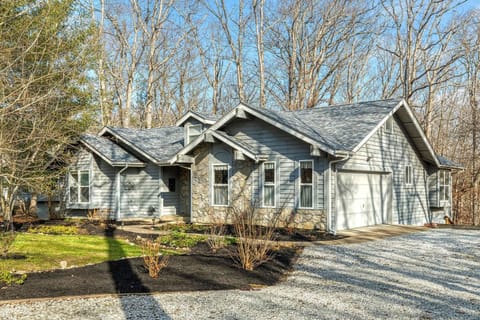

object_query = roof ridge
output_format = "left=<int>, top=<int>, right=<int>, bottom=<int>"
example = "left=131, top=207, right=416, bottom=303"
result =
left=280, top=98, right=403, bottom=113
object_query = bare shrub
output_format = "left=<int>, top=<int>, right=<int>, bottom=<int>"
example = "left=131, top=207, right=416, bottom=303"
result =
left=230, top=202, right=281, bottom=271
left=142, top=240, right=169, bottom=278
left=207, top=223, right=228, bottom=253
left=0, top=231, right=16, bottom=258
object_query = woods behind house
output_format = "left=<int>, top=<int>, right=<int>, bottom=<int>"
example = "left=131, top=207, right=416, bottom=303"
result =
left=0, top=0, right=479, bottom=225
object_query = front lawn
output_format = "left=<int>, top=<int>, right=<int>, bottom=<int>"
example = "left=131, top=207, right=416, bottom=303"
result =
left=1, top=233, right=143, bottom=273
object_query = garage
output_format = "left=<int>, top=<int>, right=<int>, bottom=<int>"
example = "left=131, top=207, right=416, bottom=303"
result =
left=335, top=171, right=392, bottom=230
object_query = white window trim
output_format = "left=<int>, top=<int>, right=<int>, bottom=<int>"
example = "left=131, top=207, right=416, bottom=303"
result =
left=69, top=169, right=90, bottom=204
left=384, top=117, right=393, bottom=134
left=262, top=162, right=276, bottom=208
left=299, top=160, right=314, bottom=209
left=405, top=165, right=413, bottom=187
left=439, top=170, right=450, bottom=202
left=212, top=164, right=229, bottom=207
left=186, top=123, right=203, bottom=145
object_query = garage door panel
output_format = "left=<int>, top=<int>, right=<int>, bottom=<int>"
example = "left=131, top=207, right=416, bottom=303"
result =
left=336, top=172, right=391, bottom=230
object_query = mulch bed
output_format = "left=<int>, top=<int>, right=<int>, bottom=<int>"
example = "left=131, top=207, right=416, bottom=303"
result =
left=0, top=222, right=301, bottom=301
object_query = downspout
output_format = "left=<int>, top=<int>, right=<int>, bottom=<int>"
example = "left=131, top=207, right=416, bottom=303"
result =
left=116, top=164, right=129, bottom=221
left=327, top=153, right=350, bottom=235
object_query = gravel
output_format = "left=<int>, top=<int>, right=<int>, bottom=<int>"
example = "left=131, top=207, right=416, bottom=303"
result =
left=1, top=228, right=479, bottom=320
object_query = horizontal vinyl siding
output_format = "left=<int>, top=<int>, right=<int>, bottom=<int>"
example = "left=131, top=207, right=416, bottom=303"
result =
left=227, top=119, right=326, bottom=209
left=160, top=167, right=179, bottom=215
left=92, top=156, right=116, bottom=212
left=120, top=164, right=159, bottom=219
left=339, top=115, right=429, bottom=225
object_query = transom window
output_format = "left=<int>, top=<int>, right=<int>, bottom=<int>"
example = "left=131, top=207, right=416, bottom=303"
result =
left=213, top=164, right=228, bottom=206
left=439, top=170, right=450, bottom=201
left=384, top=117, right=393, bottom=134
left=187, top=124, right=202, bottom=144
left=405, top=165, right=413, bottom=186
left=299, top=160, right=313, bottom=208
left=263, top=162, right=276, bottom=207
left=69, top=170, right=90, bottom=203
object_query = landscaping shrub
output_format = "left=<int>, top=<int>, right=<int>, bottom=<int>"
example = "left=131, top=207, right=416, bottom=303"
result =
left=27, top=225, right=78, bottom=235
left=0, top=231, right=16, bottom=258
left=206, top=223, right=230, bottom=252
left=230, top=203, right=280, bottom=271
left=157, top=231, right=206, bottom=248
left=142, top=240, right=169, bottom=278
left=0, top=270, right=27, bottom=286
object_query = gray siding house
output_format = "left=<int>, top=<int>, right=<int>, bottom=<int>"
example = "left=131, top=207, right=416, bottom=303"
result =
left=67, top=99, right=461, bottom=232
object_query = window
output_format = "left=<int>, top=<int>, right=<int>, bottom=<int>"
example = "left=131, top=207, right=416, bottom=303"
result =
left=69, top=170, right=90, bottom=203
left=213, top=164, right=228, bottom=206
left=299, top=160, right=313, bottom=208
left=405, top=165, right=413, bottom=186
left=263, top=162, right=276, bottom=207
left=439, top=170, right=450, bottom=202
left=384, top=117, right=393, bottom=134
left=187, top=124, right=202, bottom=144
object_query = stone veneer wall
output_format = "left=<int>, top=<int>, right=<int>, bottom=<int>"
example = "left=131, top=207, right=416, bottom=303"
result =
left=177, top=167, right=190, bottom=218
left=190, top=143, right=326, bottom=230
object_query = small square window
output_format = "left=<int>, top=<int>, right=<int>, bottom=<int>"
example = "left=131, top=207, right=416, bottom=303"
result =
left=187, top=124, right=202, bottom=144
left=384, top=117, right=393, bottom=134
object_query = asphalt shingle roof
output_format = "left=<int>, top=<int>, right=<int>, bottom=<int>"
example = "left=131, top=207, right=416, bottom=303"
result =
left=191, top=110, right=222, bottom=123
left=214, top=130, right=259, bottom=156
left=246, top=99, right=402, bottom=152
left=107, top=126, right=184, bottom=163
left=437, top=155, right=463, bottom=169
left=81, top=134, right=142, bottom=165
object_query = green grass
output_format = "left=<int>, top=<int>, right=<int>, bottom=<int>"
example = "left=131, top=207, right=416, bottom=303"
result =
left=27, top=225, right=79, bottom=235
left=158, top=231, right=207, bottom=248
left=0, top=233, right=143, bottom=273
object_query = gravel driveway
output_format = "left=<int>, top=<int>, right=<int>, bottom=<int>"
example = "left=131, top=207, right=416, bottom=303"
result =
left=1, top=228, right=478, bottom=320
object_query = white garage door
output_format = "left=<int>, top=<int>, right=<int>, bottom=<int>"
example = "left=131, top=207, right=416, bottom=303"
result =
left=336, top=171, right=391, bottom=230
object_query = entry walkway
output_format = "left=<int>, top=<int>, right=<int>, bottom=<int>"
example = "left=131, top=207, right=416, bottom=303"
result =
left=120, top=223, right=428, bottom=246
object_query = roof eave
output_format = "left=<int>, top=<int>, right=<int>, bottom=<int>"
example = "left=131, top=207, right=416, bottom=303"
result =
left=211, top=131, right=260, bottom=161
left=175, top=111, right=216, bottom=126
left=210, top=103, right=336, bottom=156
left=80, top=139, right=146, bottom=168
left=100, top=127, right=161, bottom=165
left=79, top=139, right=115, bottom=167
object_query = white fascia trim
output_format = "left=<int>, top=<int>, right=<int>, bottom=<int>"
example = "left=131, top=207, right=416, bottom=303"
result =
left=351, top=100, right=404, bottom=153
left=100, top=127, right=160, bottom=165
left=211, top=104, right=336, bottom=156
left=210, top=131, right=258, bottom=161
left=175, top=111, right=216, bottom=127
left=167, top=131, right=207, bottom=164
left=79, top=140, right=114, bottom=167
left=400, top=100, right=441, bottom=167
left=351, top=99, right=441, bottom=167
left=80, top=140, right=145, bottom=168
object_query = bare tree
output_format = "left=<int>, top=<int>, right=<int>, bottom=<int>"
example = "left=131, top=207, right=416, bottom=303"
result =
left=378, top=0, right=466, bottom=138
left=266, top=0, right=373, bottom=110
left=201, top=0, right=249, bottom=104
